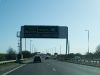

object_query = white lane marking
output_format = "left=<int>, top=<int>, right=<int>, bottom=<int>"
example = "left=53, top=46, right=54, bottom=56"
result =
left=47, top=63, right=50, bottom=66
left=2, top=64, right=26, bottom=75
left=52, top=68, right=56, bottom=72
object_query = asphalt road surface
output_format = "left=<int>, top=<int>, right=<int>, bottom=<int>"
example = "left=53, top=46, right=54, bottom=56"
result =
left=4, top=59, right=100, bottom=75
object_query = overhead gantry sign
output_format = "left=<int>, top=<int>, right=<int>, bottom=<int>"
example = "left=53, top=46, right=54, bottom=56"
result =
left=21, top=25, right=68, bottom=38
left=19, top=25, right=68, bottom=59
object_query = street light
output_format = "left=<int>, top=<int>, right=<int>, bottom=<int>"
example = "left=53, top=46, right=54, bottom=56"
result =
left=60, top=45, right=61, bottom=54
left=85, top=30, right=89, bottom=53
left=32, top=44, right=35, bottom=53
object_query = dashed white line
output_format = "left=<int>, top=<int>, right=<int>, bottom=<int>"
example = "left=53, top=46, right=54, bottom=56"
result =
left=52, top=68, right=56, bottom=72
left=2, top=64, right=26, bottom=75
left=47, top=63, right=50, bottom=66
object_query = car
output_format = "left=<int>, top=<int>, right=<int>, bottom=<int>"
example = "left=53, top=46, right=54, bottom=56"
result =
left=33, top=56, right=41, bottom=63
left=45, top=57, right=49, bottom=60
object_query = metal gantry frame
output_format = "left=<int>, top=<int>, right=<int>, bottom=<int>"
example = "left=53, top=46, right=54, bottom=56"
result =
left=17, top=25, right=69, bottom=60
left=18, top=35, right=69, bottom=59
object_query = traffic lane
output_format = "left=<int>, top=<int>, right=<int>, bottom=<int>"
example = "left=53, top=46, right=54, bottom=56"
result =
left=46, top=59, right=100, bottom=75
left=7, top=62, right=58, bottom=75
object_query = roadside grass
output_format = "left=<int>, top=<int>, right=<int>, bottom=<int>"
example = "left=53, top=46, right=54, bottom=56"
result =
left=0, top=63, right=17, bottom=69
left=57, top=58, right=100, bottom=68
left=0, top=62, right=20, bottom=74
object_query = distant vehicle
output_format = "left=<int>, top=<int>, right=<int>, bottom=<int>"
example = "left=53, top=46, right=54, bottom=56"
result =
left=45, top=55, right=51, bottom=60
left=33, top=56, right=41, bottom=63
left=45, top=56, right=49, bottom=60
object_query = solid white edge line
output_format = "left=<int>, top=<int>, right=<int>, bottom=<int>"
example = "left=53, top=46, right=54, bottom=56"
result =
left=2, top=64, right=26, bottom=75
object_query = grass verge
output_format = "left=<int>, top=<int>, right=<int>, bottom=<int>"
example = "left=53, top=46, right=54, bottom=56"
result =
left=0, top=62, right=21, bottom=74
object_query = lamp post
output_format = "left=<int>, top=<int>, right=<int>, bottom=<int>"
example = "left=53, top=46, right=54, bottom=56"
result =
left=55, top=47, right=56, bottom=53
left=85, top=30, right=89, bottom=53
left=60, top=45, right=61, bottom=54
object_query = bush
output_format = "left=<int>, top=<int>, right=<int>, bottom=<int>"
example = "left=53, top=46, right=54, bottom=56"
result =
left=22, top=51, right=31, bottom=58
left=0, top=54, right=6, bottom=61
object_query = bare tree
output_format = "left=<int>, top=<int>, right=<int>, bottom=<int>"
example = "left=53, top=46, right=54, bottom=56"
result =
left=6, top=47, right=16, bottom=60
left=94, top=44, right=100, bottom=59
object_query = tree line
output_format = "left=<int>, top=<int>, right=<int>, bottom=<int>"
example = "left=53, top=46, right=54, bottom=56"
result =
left=1, top=44, right=100, bottom=61
left=0, top=47, right=32, bottom=61
left=57, top=44, right=100, bottom=60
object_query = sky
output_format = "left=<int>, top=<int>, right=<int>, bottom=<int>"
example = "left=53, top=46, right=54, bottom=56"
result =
left=0, top=0, right=100, bottom=54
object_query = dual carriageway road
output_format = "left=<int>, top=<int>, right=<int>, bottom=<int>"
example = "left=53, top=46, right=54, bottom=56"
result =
left=3, top=58, right=100, bottom=75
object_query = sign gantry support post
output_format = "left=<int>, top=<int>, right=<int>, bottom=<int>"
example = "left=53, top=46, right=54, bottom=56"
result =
left=25, top=38, right=26, bottom=51
left=66, top=39, right=68, bottom=54
left=16, top=31, right=23, bottom=63
left=20, top=37, right=23, bottom=59
left=20, top=31, right=23, bottom=60
left=68, top=40, right=70, bottom=54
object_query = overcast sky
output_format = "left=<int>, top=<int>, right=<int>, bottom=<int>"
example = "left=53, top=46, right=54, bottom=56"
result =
left=0, top=0, right=100, bottom=54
